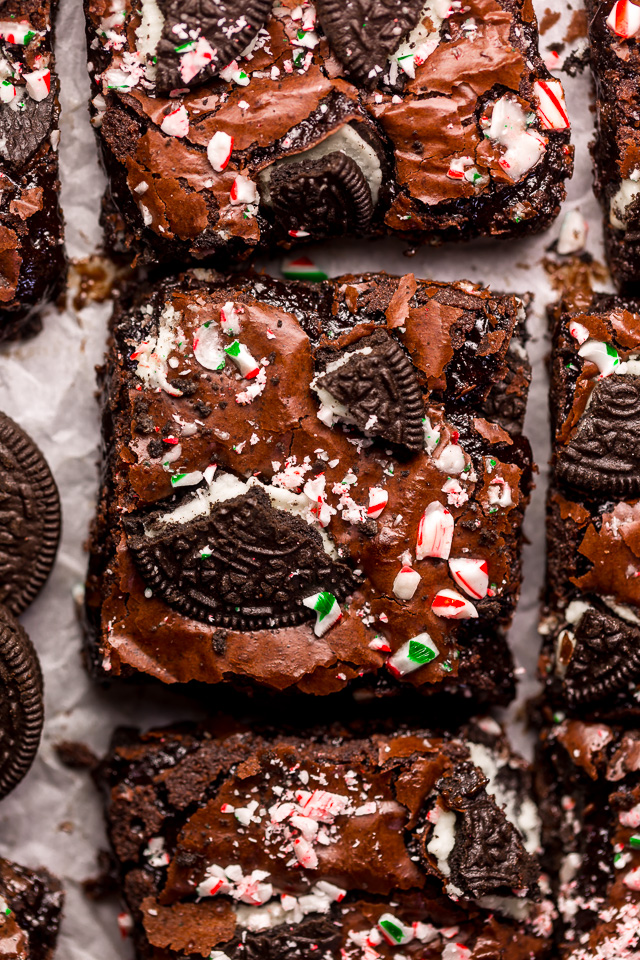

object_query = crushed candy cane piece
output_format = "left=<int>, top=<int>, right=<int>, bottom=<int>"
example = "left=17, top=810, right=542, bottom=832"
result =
left=387, top=634, right=438, bottom=677
left=416, top=501, right=454, bottom=560
left=432, top=588, right=478, bottom=619
left=219, top=301, right=242, bottom=335
left=193, top=321, right=225, bottom=370
left=281, top=255, right=327, bottom=281
left=448, top=558, right=488, bottom=599
left=303, top=592, right=342, bottom=636
left=161, top=104, right=189, bottom=137
left=557, top=209, right=588, bottom=255
left=378, top=913, right=414, bottom=945
left=534, top=79, right=569, bottom=130
left=568, top=320, right=590, bottom=344
left=392, top=565, right=421, bottom=600
left=179, top=36, right=214, bottom=83
left=367, top=487, right=388, bottom=519
left=24, top=67, right=50, bottom=101
left=207, top=130, right=233, bottom=171
left=608, top=0, right=640, bottom=38
left=578, top=339, right=620, bottom=377
left=224, top=340, right=260, bottom=379
left=230, top=174, right=258, bottom=205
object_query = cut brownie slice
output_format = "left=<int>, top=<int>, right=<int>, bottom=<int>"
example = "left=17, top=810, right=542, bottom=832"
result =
left=83, top=0, right=572, bottom=265
left=99, top=719, right=553, bottom=960
left=541, top=293, right=640, bottom=722
left=0, top=856, right=64, bottom=960
left=85, top=271, right=533, bottom=705
left=536, top=715, right=640, bottom=960
left=0, top=0, right=65, bottom=340
left=587, top=0, right=640, bottom=291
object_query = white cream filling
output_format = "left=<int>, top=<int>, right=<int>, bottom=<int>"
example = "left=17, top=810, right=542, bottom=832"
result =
left=475, top=896, right=531, bottom=920
left=149, top=471, right=338, bottom=558
left=259, top=124, right=382, bottom=207
left=426, top=809, right=456, bottom=876
left=468, top=742, right=541, bottom=856
left=387, top=0, right=449, bottom=81
left=610, top=173, right=640, bottom=231
left=135, top=0, right=164, bottom=58
left=564, top=599, right=592, bottom=625
left=603, top=597, right=640, bottom=625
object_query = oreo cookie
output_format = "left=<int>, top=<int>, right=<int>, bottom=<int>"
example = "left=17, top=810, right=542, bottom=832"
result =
left=563, top=606, right=640, bottom=708
left=269, top=151, right=374, bottom=239
left=316, top=0, right=426, bottom=87
left=0, top=413, right=60, bottom=617
left=557, top=374, right=640, bottom=496
left=154, top=0, right=272, bottom=93
left=0, top=93, right=56, bottom=171
left=0, top=606, right=44, bottom=800
left=435, top=762, right=538, bottom=898
left=126, top=484, right=356, bottom=630
left=313, top=330, right=424, bottom=450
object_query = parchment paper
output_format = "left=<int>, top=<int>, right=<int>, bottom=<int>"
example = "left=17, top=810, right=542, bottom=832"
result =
left=0, top=3, right=610, bottom=957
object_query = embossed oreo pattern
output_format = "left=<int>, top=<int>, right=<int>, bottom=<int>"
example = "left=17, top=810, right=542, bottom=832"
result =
left=0, top=607, right=44, bottom=800
left=0, top=413, right=60, bottom=617
left=564, top=607, right=640, bottom=707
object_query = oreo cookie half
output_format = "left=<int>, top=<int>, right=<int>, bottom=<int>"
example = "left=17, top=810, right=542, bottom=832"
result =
left=269, top=151, right=374, bottom=239
left=563, top=607, right=640, bottom=708
left=313, top=330, right=424, bottom=450
left=316, top=0, right=426, bottom=87
left=0, top=607, right=44, bottom=800
left=557, top=375, right=640, bottom=497
left=154, top=0, right=272, bottom=93
left=0, top=413, right=60, bottom=617
left=126, top=483, right=356, bottom=630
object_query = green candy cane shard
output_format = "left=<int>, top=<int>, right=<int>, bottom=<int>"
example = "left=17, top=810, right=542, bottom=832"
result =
left=408, top=639, right=437, bottom=665
left=224, top=340, right=241, bottom=358
left=314, top=591, right=336, bottom=620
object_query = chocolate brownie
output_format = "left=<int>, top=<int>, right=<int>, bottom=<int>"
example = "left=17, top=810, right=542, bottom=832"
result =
left=0, top=855, right=63, bottom=960
left=0, top=0, right=65, bottom=340
left=536, top=715, right=640, bottom=960
left=587, top=0, right=640, bottom=291
left=83, top=0, right=573, bottom=265
left=98, top=718, right=554, bottom=960
left=84, top=270, right=533, bottom=705
left=540, top=294, right=640, bottom=722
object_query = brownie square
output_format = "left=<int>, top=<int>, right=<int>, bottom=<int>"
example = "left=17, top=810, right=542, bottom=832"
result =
left=0, top=856, right=64, bottom=960
left=99, top=718, right=553, bottom=960
left=0, top=0, right=65, bottom=340
left=540, top=294, right=640, bottom=722
left=83, top=0, right=572, bottom=265
left=84, top=270, right=533, bottom=705
left=586, top=0, right=640, bottom=291
left=536, top=716, right=640, bottom=960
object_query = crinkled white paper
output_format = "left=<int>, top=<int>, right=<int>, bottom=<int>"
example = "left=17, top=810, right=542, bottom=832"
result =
left=0, top=3, right=610, bottom=958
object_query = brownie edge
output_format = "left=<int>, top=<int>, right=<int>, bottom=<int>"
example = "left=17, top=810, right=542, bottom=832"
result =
left=0, top=856, right=64, bottom=960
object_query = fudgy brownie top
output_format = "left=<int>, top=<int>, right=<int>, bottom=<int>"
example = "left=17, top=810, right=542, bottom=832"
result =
left=100, top=719, right=552, bottom=960
left=0, top=856, right=64, bottom=960
left=537, top=716, right=640, bottom=960
left=86, top=271, right=532, bottom=698
left=540, top=295, right=640, bottom=720
left=84, top=0, right=572, bottom=261
left=0, top=0, right=65, bottom=338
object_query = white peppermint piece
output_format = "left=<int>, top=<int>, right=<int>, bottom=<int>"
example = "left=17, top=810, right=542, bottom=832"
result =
left=179, top=36, right=214, bottom=83
left=431, top=588, right=478, bottom=619
left=387, top=633, right=439, bottom=677
left=448, top=558, right=489, bottom=599
left=568, top=320, right=589, bottom=344
left=208, top=130, right=233, bottom=172
left=193, top=321, right=225, bottom=370
left=485, top=96, right=546, bottom=182
left=24, top=67, right=50, bottom=101
left=392, top=565, right=421, bottom=600
left=224, top=340, right=260, bottom=379
left=607, top=0, right=640, bottom=39
left=367, top=486, right=388, bottom=518
left=416, top=501, right=454, bottom=560
left=557, top=210, right=587, bottom=255
left=433, top=441, right=466, bottom=474
left=161, top=104, right=189, bottom=137
left=230, top=174, right=258, bottom=205
left=578, top=339, right=620, bottom=377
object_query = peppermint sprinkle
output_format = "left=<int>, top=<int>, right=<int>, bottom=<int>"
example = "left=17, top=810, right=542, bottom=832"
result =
left=303, top=591, right=342, bottom=637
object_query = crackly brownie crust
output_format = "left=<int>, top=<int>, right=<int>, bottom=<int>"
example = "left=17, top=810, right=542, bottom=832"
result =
left=540, top=294, right=640, bottom=722
left=536, top=715, right=640, bottom=960
left=587, top=0, right=640, bottom=291
left=99, top=718, right=553, bottom=960
left=0, top=0, right=65, bottom=340
left=0, top=856, right=64, bottom=960
left=84, top=270, right=532, bottom=704
left=83, top=0, right=572, bottom=265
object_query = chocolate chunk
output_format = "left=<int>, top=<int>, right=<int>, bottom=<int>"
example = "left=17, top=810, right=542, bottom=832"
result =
left=0, top=606, right=44, bottom=800
left=316, top=0, right=426, bottom=87
left=436, top=762, right=538, bottom=898
left=126, top=484, right=355, bottom=629
left=0, top=413, right=61, bottom=617
left=564, top=607, right=640, bottom=707
left=268, top=151, right=374, bottom=239
left=314, top=330, right=424, bottom=449
left=557, top=375, right=640, bottom=496
left=154, top=0, right=272, bottom=94
left=0, top=94, right=55, bottom=171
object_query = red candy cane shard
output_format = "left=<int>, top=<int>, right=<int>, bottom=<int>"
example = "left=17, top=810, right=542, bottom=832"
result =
left=534, top=80, right=569, bottom=130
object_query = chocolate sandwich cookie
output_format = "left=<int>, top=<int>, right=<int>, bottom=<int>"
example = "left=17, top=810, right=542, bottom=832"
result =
left=98, top=718, right=553, bottom=960
left=0, top=605, right=44, bottom=799
left=0, top=0, right=66, bottom=340
left=83, top=0, right=573, bottom=265
left=586, top=0, right=640, bottom=291
left=0, top=856, right=64, bottom=960
left=540, top=294, right=640, bottom=722
left=85, top=270, right=533, bottom=705
left=536, top=715, right=640, bottom=960
left=0, top=413, right=60, bottom=617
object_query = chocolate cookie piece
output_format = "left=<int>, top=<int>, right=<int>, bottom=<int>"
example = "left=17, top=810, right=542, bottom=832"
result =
left=0, top=606, right=44, bottom=800
left=316, top=0, right=426, bottom=87
left=0, top=856, right=64, bottom=960
left=562, top=607, right=640, bottom=708
left=126, top=484, right=356, bottom=629
left=269, top=151, right=374, bottom=238
left=84, top=0, right=572, bottom=265
left=313, top=330, right=424, bottom=450
left=0, top=0, right=65, bottom=340
left=154, top=0, right=272, bottom=94
left=98, top=720, right=551, bottom=960
left=0, top=413, right=60, bottom=617
left=85, top=271, right=533, bottom=704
